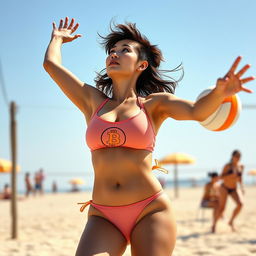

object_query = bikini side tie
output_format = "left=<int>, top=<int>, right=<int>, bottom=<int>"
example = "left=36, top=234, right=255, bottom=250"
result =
left=77, top=200, right=92, bottom=212
left=152, top=159, right=169, bottom=174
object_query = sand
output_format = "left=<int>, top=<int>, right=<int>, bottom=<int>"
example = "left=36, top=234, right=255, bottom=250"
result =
left=0, top=186, right=255, bottom=256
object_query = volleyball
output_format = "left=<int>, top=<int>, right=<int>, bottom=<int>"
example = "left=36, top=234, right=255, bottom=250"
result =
left=197, top=87, right=242, bottom=131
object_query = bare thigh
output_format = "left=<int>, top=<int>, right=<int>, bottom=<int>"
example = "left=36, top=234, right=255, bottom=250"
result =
left=218, top=186, right=229, bottom=210
left=75, top=215, right=127, bottom=256
left=230, top=190, right=243, bottom=206
left=206, top=201, right=218, bottom=208
left=130, top=194, right=176, bottom=256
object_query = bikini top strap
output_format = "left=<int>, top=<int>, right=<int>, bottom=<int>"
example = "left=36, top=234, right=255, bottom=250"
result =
left=93, top=98, right=110, bottom=116
left=137, top=96, right=144, bottom=109
left=137, top=95, right=156, bottom=136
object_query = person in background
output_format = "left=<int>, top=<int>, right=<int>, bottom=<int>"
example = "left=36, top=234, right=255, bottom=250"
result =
left=213, top=150, right=244, bottom=232
left=201, top=172, right=220, bottom=231
left=1, top=184, right=12, bottom=200
left=38, top=168, right=45, bottom=195
left=34, top=171, right=42, bottom=195
left=52, top=181, right=58, bottom=193
left=34, top=169, right=45, bottom=195
left=25, top=172, right=34, bottom=197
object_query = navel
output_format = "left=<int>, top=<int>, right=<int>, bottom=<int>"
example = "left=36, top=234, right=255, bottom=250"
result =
left=115, top=183, right=121, bottom=189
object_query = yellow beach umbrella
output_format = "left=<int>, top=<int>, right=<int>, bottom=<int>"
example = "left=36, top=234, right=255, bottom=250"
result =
left=248, top=169, right=256, bottom=184
left=158, top=152, right=196, bottom=198
left=159, top=152, right=196, bottom=165
left=69, top=178, right=84, bottom=192
left=69, top=178, right=85, bottom=185
left=0, top=159, right=20, bottom=173
left=248, top=169, right=256, bottom=176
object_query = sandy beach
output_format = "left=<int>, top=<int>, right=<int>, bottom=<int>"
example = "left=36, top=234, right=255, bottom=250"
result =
left=1, top=186, right=255, bottom=256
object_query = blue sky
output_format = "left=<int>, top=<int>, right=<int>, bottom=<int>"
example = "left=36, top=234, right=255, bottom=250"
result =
left=0, top=0, right=256, bottom=189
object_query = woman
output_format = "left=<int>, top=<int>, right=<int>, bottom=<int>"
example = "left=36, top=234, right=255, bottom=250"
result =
left=1, top=184, right=11, bottom=200
left=25, top=172, right=33, bottom=197
left=212, top=150, right=245, bottom=233
left=201, top=172, right=220, bottom=229
left=43, top=17, right=254, bottom=256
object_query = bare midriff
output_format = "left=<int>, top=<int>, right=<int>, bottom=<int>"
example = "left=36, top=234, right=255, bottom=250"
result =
left=222, top=174, right=240, bottom=188
left=222, top=165, right=242, bottom=188
left=91, top=147, right=162, bottom=206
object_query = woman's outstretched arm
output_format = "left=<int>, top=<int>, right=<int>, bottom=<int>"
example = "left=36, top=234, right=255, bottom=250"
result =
left=43, top=17, right=103, bottom=116
left=151, top=56, right=254, bottom=122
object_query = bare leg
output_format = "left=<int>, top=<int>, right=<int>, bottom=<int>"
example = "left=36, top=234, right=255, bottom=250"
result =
left=209, top=201, right=219, bottom=230
left=212, top=186, right=228, bottom=233
left=228, top=190, right=243, bottom=232
left=131, top=206, right=176, bottom=256
left=75, top=215, right=127, bottom=256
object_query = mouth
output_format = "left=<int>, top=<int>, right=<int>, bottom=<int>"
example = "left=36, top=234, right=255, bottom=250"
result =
left=109, top=61, right=119, bottom=66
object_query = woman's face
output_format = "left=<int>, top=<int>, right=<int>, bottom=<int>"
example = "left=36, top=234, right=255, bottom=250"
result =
left=232, top=153, right=241, bottom=163
left=106, top=39, right=144, bottom=79
left=212, top=176, right=219, bottom=183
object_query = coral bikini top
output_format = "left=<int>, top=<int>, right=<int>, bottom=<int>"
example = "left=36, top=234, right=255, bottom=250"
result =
left=86, top=96, right=156, bottom=152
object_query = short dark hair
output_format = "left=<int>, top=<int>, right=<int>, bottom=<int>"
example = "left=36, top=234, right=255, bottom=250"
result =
left=95, top=22, right=183, bottom=97
left=208, top=172, right=218, bottom=178
left=232, top=150, right=241, bottom=157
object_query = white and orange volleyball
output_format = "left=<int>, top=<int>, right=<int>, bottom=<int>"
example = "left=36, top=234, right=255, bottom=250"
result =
left=197, top=87, right=242, bottom=131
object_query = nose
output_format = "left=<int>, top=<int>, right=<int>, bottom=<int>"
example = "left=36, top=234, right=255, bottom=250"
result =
left=110, top=51, right=119, bottom=59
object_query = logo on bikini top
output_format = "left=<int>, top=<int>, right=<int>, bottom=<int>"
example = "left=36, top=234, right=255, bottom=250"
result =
left=101, top=127, right=126, bottom=147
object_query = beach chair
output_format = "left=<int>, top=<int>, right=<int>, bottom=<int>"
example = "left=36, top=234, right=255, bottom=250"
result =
left=196, top=202, right=212, bottom=226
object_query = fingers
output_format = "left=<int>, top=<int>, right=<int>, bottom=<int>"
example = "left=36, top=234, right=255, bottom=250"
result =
left=236, top=64, right=251, bottom=78
left=241, top=76, right=255, bottom=84
left=52, top=22, right=57, bottom=30
left=63, top=17, right=69, bottom=28
left=73, top=34, right=82, bottom=40
left=240, top=76, right=254, bottom=93
left=72, top=22, right=80, bottom=33
left=226, top=56, right=242, bottom=76
left=56, top=17, right=79, bottom=33
left=217, top=56, right=254, bottom=96
left=58, top=19, right=63, bottom=29
left=241, top=86, right=253, bottom=93
left=68, top=18, right=75, bottom=29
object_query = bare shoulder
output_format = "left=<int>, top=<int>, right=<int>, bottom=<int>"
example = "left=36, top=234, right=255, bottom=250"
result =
left=141, top=92, right=176, bottom=111
left=86, top=83, right=107, bottom=104
left=83, top=84, right=108, bottom=122
left=139, top=92, right=177, bottom=134
left=143, top=92, right=194, bottom=120
left=222, top=163, right=231, bottom=173
left=205, top=182, right=211, bottom=190
left=213, top=182, right=220, bottom=189
left=143, top=92, right=176, bottom=103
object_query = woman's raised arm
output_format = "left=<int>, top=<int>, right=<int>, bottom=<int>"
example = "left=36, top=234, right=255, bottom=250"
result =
left=43, top=17, right=103, bottom=116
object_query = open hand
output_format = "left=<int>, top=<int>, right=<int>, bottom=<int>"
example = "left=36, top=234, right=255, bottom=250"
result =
left=215, top=56, right=254, bottom=97
left=52, top=17, right=82, bottom=43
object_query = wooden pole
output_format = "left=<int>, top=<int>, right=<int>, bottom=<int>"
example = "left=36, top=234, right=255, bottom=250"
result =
left=10, top=101, right=17, bottom=239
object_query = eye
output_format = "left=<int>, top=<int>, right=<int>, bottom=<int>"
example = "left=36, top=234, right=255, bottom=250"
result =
left=122, top=48, right=130, bottom=52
